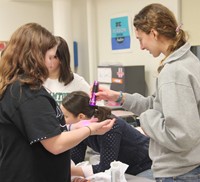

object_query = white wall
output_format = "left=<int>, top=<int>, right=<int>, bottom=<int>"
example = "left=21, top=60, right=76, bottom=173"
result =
left=0, top=0, right=53, bottom=40
left=182, top=0, right=200, bottom=45
left=71, top=0, right=90, bottom=82
left=0, top=0, right=199, bottom=96
left=71, top=0, right=98, bottom=84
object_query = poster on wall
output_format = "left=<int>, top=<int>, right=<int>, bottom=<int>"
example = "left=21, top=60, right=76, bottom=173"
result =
left=110, top=15, right=132, bottom=52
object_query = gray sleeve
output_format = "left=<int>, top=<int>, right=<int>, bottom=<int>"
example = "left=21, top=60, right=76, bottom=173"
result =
left=122, top=93, right=155, bottom=116
left=140, top=82, right=200, bottom=152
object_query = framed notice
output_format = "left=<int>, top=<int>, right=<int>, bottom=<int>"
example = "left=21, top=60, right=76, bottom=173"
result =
left=97, top=67, right=112, bottom=83
left=110, top=15, right=132, bottom=52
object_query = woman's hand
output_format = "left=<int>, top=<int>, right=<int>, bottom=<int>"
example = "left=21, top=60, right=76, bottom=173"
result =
left=95, top=86, right=121, bottom=102
left=70, top=117, right=115, bottom=135
left=71, top=117, right=99, bottom=130
left=87, top=118, right=116, bottom=135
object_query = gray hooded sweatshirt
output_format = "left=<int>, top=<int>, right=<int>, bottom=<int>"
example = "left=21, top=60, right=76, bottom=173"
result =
left=123, top=42, right=200, bottom=178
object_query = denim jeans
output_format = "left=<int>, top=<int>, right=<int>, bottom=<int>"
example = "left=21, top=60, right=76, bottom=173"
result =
left=136, top=169, right=154, bottom=180
left=155, top=166, right=200, bottom=182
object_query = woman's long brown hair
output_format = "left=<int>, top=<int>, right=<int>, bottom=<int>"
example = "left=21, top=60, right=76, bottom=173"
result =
left=133, top=3, right=187, bottom=73
left=55, top=36, right=74, bottom=85
left=0, top=23, right=57, bottom=97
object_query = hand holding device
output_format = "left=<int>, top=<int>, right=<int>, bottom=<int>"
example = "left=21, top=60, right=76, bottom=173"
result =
left=89, top=81, right=99, bottom=106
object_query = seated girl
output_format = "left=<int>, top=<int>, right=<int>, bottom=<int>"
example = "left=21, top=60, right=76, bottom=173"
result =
left=60, top=91, right=153, bottom=179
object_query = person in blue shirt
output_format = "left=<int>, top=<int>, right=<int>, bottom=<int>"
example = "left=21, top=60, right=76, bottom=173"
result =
left=60, top=91, right=153, bottom=179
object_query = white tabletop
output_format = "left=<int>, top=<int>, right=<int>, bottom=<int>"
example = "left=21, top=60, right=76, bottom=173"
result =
left=111, top=110, right=135, bottom=118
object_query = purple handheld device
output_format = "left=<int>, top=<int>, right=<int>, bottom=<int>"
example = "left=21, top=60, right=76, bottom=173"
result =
left=89, top=81, right=99, bottom=106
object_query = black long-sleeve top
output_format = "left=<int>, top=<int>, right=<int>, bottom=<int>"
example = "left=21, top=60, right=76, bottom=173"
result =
left=71, top=117, right=151, bottom=175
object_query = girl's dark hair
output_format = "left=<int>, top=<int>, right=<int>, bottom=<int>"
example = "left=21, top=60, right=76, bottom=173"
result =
left=0, top=23, right=57, bottom=97
left=62, top=91, right=112, bottom=121
left=55, top=36, right=74, bottom=85
left=133, top=3, right=187, bottom=73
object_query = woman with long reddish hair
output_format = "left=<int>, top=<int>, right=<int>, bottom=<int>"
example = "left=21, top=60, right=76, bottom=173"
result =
left=0, top=23, right=114, bottom=182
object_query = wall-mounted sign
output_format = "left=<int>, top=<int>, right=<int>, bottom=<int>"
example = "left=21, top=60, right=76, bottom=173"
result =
left=110, top=15, right=131, bottom=52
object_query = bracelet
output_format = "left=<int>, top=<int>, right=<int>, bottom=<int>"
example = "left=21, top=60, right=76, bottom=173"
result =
left=115, top=91, right=123, bottom=103
left=85, top=126, right=92, bottom=136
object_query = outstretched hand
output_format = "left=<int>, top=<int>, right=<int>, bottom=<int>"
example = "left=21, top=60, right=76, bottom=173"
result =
left=73, top=116, right=115, bottom=135
left=88, top=118, right=116, bottom=135
left=71, top=117, right=99, bottom=130
left=95, top=86, right=119, bottom=102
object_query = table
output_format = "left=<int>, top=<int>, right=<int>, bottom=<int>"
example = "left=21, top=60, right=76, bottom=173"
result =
left=111, top=110, right=135, bottom=118
left=111, top=109, right=140, bottom=127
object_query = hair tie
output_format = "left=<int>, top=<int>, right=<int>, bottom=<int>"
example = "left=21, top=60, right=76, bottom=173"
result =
left=176, top=23, right=183, bottom=33
left=94, top=108, right=99, bottom=115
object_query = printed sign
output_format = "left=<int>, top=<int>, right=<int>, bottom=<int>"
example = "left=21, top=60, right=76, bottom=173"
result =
left=110, top=16, right=131, bottom=51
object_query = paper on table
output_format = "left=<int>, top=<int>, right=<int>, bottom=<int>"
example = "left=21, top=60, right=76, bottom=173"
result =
left=87, top=161, right=128, bottom=182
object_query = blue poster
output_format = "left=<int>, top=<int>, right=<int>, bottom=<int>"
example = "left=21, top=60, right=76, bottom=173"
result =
left=110, top=16, right=131, bottom=50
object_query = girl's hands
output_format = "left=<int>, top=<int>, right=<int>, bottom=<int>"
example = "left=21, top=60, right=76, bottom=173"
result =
left=87, top=118, right=116, bottom=135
